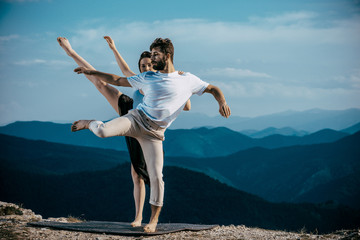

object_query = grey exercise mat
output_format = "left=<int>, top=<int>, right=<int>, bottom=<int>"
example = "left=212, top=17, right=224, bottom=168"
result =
left=28, top=221, right=218, bottom=236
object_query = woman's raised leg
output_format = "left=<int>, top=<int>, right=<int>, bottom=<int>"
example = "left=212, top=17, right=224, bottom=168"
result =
left=57, top=37, right=122, bottom=115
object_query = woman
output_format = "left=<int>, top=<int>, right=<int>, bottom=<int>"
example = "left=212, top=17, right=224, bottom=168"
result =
left=57, top=36, right=190, bottom=227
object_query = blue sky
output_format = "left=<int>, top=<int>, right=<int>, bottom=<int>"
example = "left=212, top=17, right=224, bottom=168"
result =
left=0, top=0, right=359, bottom=125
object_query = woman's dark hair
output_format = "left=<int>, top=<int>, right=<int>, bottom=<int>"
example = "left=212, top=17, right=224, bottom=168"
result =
left=150, top=38, right=174, bottom=63
left=138, top=51, right=152, bottom=72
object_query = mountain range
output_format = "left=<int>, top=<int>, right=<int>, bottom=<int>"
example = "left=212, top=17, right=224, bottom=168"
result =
left=2, top=108, right=359, bottom=232
left=1, top=155, right=359, bottom=233
left=0, top=121, right=357, bottom=158
left=1, top=131, right=359, bottom=211
left=165, top=131, right=360, bottom=209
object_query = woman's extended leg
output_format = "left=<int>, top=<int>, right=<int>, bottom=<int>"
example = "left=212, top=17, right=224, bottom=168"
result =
left=130, top=164, right=146, bottom=227
left=57, top=37, right=122, bottom=115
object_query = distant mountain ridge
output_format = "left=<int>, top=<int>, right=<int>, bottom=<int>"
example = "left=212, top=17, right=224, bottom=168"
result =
left=0, top=121, right=354, bottom=158
left=0, top=121, right=128, bottom=151
left=342, top=121, right=360, bottom=134
left=172, top=108, right=360, bottom=132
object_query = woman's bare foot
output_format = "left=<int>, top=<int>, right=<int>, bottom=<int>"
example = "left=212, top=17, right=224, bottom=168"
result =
left=131, top=218, right=142, bottom=227
left=71, top=120, right=92, bottom=132
left=57, top=37, right=74, bottom=56
left=143, top=222, right=157, bottom=233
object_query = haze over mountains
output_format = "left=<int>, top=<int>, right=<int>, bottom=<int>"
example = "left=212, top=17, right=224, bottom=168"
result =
left=171, top=108, right=360, bottom=132
left=2, top=107, right=359, bottom=133
left=0, top=117, right=359, bottom=158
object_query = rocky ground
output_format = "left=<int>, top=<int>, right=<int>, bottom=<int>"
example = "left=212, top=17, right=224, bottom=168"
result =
left=1, top=201, right=359, bottom=240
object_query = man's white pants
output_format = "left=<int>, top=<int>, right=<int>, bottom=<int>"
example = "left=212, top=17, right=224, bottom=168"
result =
left=88, top=109, right=165, bottom=207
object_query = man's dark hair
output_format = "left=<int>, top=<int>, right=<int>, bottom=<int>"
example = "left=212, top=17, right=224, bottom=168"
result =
left=138, top=51, right=152, bottom=71
left=150, top=38, right=174, bottom=63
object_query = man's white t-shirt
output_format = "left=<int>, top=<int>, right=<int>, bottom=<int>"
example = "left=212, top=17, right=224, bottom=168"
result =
left=127, top=71, right=209, bottom=128
left=132, top=90, right=143, bottom=108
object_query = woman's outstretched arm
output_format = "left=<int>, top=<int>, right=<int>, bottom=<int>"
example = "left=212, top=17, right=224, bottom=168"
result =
left=104, top=36, right=136, bottom=77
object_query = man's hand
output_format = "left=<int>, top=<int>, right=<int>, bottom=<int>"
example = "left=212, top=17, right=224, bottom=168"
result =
left=74, top=67, right=94, bottom=75
left=204, top=84, right=231, bottom=118
left=219, top=102, right=231, bottom=118
left=104, top=36, right=116, bottom=50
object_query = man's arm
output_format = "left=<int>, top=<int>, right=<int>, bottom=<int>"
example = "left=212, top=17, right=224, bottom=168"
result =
left=203, top=84, right=231, bottom=118
left=74, top=67, right=131, bottom=87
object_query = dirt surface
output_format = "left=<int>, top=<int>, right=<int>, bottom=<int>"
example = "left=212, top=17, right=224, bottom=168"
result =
left=1, top=201, right=359, bottom=240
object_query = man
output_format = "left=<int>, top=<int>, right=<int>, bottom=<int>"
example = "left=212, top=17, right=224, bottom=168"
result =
left=72, top=38, right=231, bottom=232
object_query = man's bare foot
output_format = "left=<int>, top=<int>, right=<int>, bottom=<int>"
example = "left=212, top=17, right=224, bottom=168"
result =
left=131, top=218, right=142, bottom=227
left=71, top=120, right=92, bottom=132
left=57, top=37, right=74, bottom=56
left=143, top=222, right=157, bottom=233
left=144, top=205, right=161, bottom=232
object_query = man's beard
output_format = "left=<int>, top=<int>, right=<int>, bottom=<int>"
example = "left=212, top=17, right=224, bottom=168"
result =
left=152, top=57, right=166, bottom=70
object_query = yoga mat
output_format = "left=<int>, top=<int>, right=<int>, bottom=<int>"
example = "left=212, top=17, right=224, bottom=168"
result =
left=29, top=221, right=218, bottom=236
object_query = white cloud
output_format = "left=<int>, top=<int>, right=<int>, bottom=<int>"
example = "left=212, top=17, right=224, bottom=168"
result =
left=14, top=59, right=46, bottom=65
left=0, top=35, right=19, bottom=41
left=80, top=93, right=89, bottom=98
left=14, top=59, right=72, bottom=66
left=332, top=69, right=360, bottom=90
left=201, top=67, right=271, bottom=79
left=63, top=13, right=359, bottom=100
left=249, top=11, right=317, bottom=26
left=0, top=101, right=22, bottom=111
left=69, top=12, right=360, bottom=52
left=212, top=79, right=360, bottom=100
left=350, top=69, right=360, bottom=88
